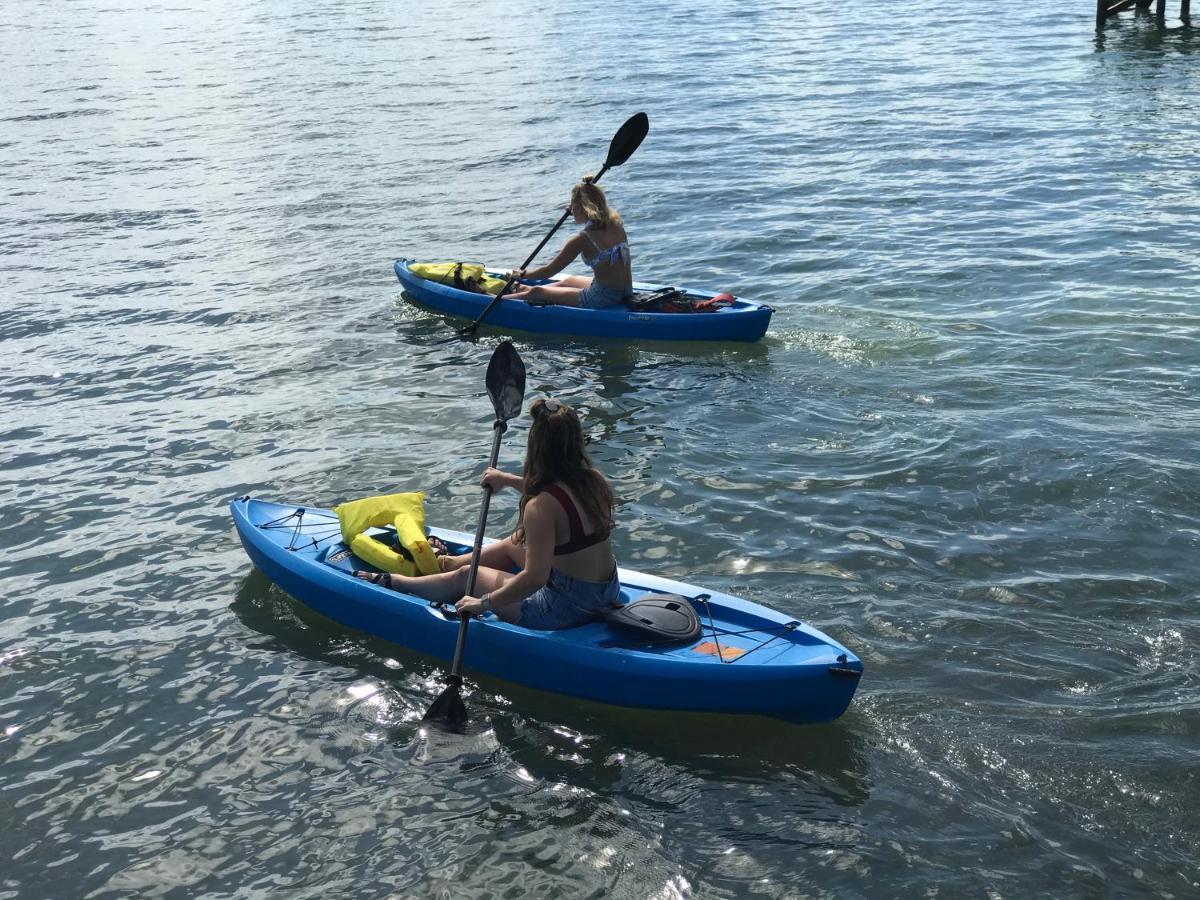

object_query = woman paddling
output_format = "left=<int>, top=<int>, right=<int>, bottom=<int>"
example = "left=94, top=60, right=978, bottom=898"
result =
left=505, top=176, right=633, bottom=309
left=354, top=398, right=620, bottom=629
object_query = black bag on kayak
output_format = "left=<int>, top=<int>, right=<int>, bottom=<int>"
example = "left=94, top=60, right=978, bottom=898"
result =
left=625, top=287, right=687, bottom=312
left=625, top=288, right=735, bottom=314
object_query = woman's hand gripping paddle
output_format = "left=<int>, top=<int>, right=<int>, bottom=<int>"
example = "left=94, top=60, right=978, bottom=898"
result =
left=423, top=340, right=527, bottom=728
left=451, top=112, right=650, bottom=341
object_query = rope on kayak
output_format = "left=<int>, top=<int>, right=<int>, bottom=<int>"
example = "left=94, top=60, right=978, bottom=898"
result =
left=718, top=621, right=798, bottom=664
left=691, top=593, right=727, bottom=659
left=258, top=508, right=343, bottom=552
left=690, top=594, right=801, bottom=663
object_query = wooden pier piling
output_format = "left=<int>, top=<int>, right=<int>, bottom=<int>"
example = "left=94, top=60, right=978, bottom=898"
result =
left=1096, top=0, right=1191, bottom=26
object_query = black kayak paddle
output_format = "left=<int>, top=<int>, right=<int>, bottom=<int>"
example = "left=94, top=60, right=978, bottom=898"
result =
left=423, top=340, right=527, bottom=728
left=451, top=112, right=650, bottom=340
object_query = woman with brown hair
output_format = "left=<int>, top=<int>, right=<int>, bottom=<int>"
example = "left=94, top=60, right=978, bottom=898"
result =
left=354, top=398, right=620, bottom=630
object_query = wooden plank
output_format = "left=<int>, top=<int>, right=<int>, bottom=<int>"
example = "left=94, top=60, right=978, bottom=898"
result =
left=1097, top=0, right=1185, bottom=29
left=1107, top=0, right=1141, bottom=15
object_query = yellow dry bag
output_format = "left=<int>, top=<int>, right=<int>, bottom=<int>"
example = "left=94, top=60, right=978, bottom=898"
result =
left=408, top=261, right=508, bottom=296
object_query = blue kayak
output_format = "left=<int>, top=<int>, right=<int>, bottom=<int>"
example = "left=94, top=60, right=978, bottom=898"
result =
left=394, top=260, right=774, bottom=343
left=230, top=497, right=863, bottom=722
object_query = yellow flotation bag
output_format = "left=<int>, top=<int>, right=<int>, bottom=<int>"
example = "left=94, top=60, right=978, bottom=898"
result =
left=333, top=492, right=440, bottom=576
left=408, top=261, right=509, bottom=296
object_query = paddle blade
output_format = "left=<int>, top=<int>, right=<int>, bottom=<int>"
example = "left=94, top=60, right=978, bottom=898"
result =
left=605, top=112, right=649, bottom=168
left=423, top=681, right=468, bottom=729
left=486, top=340, right=526, bottom=422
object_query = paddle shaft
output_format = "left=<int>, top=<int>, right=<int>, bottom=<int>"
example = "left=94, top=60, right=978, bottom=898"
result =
left=445, top=418, right=508, bottom=682
left=458, top=163, right=612, bottom=337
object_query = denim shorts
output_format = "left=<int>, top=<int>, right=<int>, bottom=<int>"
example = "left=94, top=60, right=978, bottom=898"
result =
left=578, top=281, right=632, bottom=310
left=518, top=567, right=621, bottom=630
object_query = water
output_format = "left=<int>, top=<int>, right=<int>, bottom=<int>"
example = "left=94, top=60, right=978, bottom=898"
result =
left=3, top=0, right=1199, bottom=895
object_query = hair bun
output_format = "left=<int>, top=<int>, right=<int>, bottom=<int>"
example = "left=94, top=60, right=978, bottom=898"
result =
left=581, top=174, right=595, bottom=185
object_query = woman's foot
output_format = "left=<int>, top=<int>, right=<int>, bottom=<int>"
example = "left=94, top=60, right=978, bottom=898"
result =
left=431, top=538, right=469, bottom=573
left=353, top=570, right=393, bottom=589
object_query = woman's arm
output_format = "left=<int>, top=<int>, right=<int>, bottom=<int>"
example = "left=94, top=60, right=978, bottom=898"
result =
left=456, top=494, right=555, bottom=616
left=480, top=467, right=524, bottom=493
left=523, top=234, right=584, bottom=281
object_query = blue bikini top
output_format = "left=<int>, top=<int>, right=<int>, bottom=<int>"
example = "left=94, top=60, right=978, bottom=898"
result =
left=581, top=226, right=630, bottom=270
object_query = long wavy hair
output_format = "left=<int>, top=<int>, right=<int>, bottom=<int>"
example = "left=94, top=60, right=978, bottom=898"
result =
left=571, top=175, right=622, bottom=230
left=513, top=398, right=615, bottom=545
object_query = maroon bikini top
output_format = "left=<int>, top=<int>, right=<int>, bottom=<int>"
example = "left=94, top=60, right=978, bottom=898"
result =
left=541, top=483, right=611, bottom=555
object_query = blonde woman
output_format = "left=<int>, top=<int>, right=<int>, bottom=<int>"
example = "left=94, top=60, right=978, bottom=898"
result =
left=506, top=177, right=634, bottom=309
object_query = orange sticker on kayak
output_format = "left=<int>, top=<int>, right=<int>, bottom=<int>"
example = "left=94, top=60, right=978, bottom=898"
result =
left=692, top=641, right=746, bottom=661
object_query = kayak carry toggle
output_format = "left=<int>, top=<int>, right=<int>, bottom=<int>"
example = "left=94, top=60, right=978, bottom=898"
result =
left=828, top=654, right=863, bottom=678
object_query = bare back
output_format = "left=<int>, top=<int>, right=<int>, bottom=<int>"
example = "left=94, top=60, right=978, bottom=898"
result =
left=541, top=481, right=616, bottom=582
left=581, top=223, right=633, bottom=292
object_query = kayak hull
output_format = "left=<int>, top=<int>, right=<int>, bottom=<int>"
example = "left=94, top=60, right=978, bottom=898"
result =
left=394, top=260, right=773, bottom=342
left=230, top=497, right=862, bottom=722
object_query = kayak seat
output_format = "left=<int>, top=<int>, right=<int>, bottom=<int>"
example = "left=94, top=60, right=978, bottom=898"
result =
left=604, top=594, right=701, bottom=643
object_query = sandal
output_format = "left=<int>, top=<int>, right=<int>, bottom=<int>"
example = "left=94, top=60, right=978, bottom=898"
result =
left=430, top=536, right=462, bottom=571
left=353, top=570, right=393, bottom=590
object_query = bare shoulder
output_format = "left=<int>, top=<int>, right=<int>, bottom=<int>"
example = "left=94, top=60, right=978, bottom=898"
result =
left=597, top=223, right=627, bottom=245
left=522, top=493, right=559, bottom=545
left=525, top=494, right=561, bottom=528
left=523, top=492, right=558, bottom=523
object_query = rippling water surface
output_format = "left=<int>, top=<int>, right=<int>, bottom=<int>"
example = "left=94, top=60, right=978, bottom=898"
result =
left=3, top=0, right=1199, bottom=896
